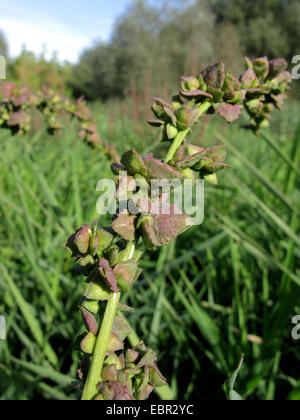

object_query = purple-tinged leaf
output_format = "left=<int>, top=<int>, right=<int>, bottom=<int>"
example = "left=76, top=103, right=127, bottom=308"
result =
left=102, top=364, right=118, bottom=382
left=147, top=119, right=165, bottom=127
left=112, top=213, right=137, bottom=241
left=180, top=89, right=213, bottom=100
left=268, top=58, right=288, bottom=79
left=215, top=103, right=241, bottom=123
left=240, top=69, right=258, bottom=89
left=80, top=307, right=98, bottom=335
left=144, top=154, right=185, bottom=181
left=99, top=258, right=119, bottom=293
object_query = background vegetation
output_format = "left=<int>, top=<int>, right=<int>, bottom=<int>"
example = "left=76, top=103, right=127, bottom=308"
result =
left=1, top=0, right=300, bottom=99
left=0, top=0, right=299, bottom=401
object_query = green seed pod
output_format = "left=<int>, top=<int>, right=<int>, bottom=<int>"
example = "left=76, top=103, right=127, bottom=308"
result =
left=80, top=332, right=96, bottom=354
left=85, top=275, right=112, bottom=302
left=102, top=364, right=118, bottom=382
left=105, top=353, right=123, bottom=370
left=148, top=365, right=167, bottom=387
left=181, top=76, right=200, bottom=92
left=97, top=228, right=114, bottom=254
left=82, top=299, right=100, bottom=314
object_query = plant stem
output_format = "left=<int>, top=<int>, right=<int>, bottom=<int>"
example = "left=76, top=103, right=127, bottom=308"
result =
left=165, top=129, right=190, bottom=163
left=164, top=100, right=212, bottom=163
left=81, top=241, right=136, bottom=401
left=81, top=293, right=120, bottom=400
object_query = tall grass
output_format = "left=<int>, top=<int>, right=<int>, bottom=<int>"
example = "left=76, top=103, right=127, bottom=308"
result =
left=0, top=102, right=299, bottom=400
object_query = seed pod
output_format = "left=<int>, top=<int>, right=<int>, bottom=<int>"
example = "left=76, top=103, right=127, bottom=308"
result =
left=102, top=364, right=118, bottom=382
left=120, top=149, right=148, bottom=177
left=80, top=332, right=96, bottom=354
left=114, top=261, right=142, bottom=292
left=85, top=272, right=112, bottom=302
left=181, top=76, right=200, bottom=92
left=252, top=57, right=269, bottom=80
left=74, top=225, right=92, bottom=254
left=175, top=106, right=199, bottom=130
left=148, top=365, right=167, bottom=387
left=80, top=307, right=98, bottom=335
left=202, top=62, right=225, bottom=90
left=99, top=258, right=119, bottom=293
left=82, top=299, right=100, bottom=314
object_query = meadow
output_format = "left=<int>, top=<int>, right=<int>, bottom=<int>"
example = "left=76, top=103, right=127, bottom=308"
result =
left=0, top=98, right=299, bottom=400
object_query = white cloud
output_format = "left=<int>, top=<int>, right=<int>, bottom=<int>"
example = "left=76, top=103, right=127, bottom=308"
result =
left=1, top=17, right=90, bottom=62
left=0, top=5, right=114, bottom=63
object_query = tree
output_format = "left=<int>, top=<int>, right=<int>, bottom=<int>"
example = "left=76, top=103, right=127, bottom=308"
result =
left=0, top=30, right=8, bottom=58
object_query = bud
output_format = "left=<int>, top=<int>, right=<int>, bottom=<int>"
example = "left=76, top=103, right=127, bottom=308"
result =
left=80, top=307, right=98, bottom=335
left=151, top=97, right=172, bottom=119
left=80, top=332, right=96, bottom=354
left=180, top=89, right=213, bottom=102
left=98, top=258, right=119, bottom=293
left=175, top=106, right=199, bottom=130
left=126, top=349, right=140, bottom=364
left=108, top=333, right=125, bottom=353
left=147, top=119, right=164, bottom=127
left=202, top=62, right=225, bottom=90
left=121, top=149, right=148, bottom=178
left=181, top=76, right=200, bottom=92
left=240, top=69, right=258, bottom=89
left=176, top=151, right=205, bottom=169
left=166, top=123, right=178, bottom=140
left=82, top=299, right=100, bottom=314
left=268, top=58, right=288, bottom=79
left=102, top=364, right=118, bottom=382
left=74, top=225, right=92, bottom=254
left=223, top=72, right=244, bottom=104
left=105, top=353, right=123, bottom=370
left=148, top=365, right=167, bottom=387
left=138, top=384, right=154, bottom=401
left=137, top=349, right=157, bottom=368
left=114, top=261, right=142, bottom=292
left=252, top=57, right=269, bottom=80
left=85, top=271, right=112, bottom=301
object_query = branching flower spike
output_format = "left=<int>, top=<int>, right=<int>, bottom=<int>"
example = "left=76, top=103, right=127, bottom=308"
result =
left=66, top=57, right=291, bottom=401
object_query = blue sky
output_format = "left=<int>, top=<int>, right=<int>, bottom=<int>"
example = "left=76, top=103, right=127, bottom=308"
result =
left=0, top=0, right=135, bottom=62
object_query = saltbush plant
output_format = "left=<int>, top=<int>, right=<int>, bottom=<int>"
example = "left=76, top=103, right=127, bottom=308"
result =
left=0, top=82, right=118, bottom=161
left=66, top=56, right=291, bottom=401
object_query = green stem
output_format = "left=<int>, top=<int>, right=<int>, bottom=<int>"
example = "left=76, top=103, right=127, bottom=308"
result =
left=164, top=129, right=189, bottom=164
left=164, top=100, right=212, bottom=163
left=81, top=241, right=136, bottom=401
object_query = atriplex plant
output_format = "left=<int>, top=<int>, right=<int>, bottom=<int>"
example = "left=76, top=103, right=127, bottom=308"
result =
left=0, top=82, right=119, bottom=161
left=65, top=57, right=292, bottom=401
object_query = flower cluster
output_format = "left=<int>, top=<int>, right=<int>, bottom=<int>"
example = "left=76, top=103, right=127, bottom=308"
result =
left=66, top=224, right=166, bottom=400
left=0, top=82, right=36, bottom=135
left=0, top=82, right=119, bottom=161
left=148, top=57, right=291, bottom=136
left=96, top=342, right=167, bottom=401
left=66, top=57, right=291, bottom=401
left=241, top=57, right=292, bottom=131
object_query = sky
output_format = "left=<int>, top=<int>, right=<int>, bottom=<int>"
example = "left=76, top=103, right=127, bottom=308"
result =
left=0, top=0, right=135, bottom=63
